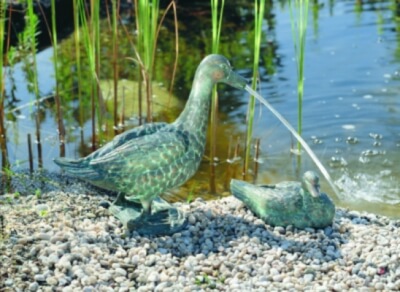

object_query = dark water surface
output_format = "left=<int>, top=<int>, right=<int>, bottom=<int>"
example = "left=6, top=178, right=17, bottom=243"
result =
left=3, top=0, right=400, bottom=217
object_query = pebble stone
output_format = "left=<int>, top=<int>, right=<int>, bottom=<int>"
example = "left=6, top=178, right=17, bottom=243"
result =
left=1, top=171, right=400, bottom=290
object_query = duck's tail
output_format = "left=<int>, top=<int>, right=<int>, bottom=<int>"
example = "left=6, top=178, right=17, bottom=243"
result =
left=54, top=157, right=84, bottom=168
left=230, top=179, right=259, bottom=206
left=53, top=157, right=94, bottom=177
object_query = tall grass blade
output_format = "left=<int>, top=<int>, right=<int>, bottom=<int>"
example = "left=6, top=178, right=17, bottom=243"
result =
left=243, top=0, right=265, bottom=178
left=289, top=0, right=309, bottom=152
left=77, top=0, right=102, bottom=150
left=111, top=0, right=119, bottom=134
left=134, top=0, right=160, bottom=123
left=72, top=0, right=84, bottom=127
left=0, top=0, right=9, bottom=171
left=50, top=0, right=66, bottom=157
left=23, top=0, right=42, bottom=168
left=209, top=0, right=225, bottom=193
left=154, top=1, right=179, bottom=99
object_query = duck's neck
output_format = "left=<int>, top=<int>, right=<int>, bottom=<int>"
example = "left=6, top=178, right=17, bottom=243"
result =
left=173, top=71, right=214, bottom=137
left=301, top=189, right=316, bottom=210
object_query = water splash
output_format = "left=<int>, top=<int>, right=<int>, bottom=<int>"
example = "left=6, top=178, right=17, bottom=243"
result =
left=335, top=171, right=400, bottom=205
left=245, top=85, right=341, bottom=198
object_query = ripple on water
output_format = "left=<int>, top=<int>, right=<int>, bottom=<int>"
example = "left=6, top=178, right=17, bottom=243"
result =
left=335, top=171, right=400, bottom=205
left=342, top=124, right=356, bottom=130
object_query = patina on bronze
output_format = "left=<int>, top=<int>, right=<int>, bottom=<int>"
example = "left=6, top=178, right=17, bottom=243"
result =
left=54, top=55, right=247, bottom=235
left=230, top=171, right=335, bottom=229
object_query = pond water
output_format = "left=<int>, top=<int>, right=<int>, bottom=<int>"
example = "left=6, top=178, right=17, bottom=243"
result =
left=2, top=0, right=400, bottom=217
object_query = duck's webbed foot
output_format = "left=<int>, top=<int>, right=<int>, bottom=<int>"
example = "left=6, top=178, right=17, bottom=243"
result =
left=108, top=193, right=144, bottom=229
left=109, top=196, right=187, bottom=236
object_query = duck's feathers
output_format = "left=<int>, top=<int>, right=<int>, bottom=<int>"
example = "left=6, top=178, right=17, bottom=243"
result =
left=55, top=124, right=193, bottom=193
left=247, top=182, right=304, bottom=213
left=87, top=122, right=169, bottom=161
left=89, top=129, right=190, bottom=173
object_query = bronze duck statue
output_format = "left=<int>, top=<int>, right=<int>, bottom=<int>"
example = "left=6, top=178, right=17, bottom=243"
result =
left=54, top=54, right=247, bottom=235
left=230, top=171, right=335, bottom=229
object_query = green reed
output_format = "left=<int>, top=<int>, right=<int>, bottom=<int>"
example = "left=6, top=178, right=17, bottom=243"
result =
left=243, top=0, right=265, bottom=178
left=134, top=0, right=160, bottom=123
left=20, top=0, right=42, bottom=168
left=0, top=0, right=9, bottom=171
left=20, top=0, right=39, bottom=99
left=155, top=1, right=179, bottom=96
left=110, top=0, right=120, bottom=134
left=289, top=0, right=309, bottom=152
left=77, top=0, right=102, bottom=150
left=51, top=0, right=66, bottom=157
left=72, top=0, right=84, bottom=127
left=209, top=0, right=225, bottom=193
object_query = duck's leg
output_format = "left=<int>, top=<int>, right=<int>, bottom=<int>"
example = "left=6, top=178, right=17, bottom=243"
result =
left=114, top=192, right=127, bottom=205
left=140, top=198, right=152, bottom=216
left=109, top=193, right=143, bottom=229
left=111, top=196, right=187, bottom=235
left=112, top=192, right=142, bottom=208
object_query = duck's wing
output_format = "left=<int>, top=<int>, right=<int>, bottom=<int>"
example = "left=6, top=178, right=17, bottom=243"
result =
left=257, top=182, right=303, bottom=212
left=54, top=122, right=168, bottom=174
left=88, top=129, right=189, bottom=179
left=87, top=122, right=169, bottom=160
left=231, top=180, right=298, bottom=214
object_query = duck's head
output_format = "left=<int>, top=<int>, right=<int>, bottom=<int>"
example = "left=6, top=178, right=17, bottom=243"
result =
left=302, top=171, right=321, bottom=198
left=197, top=54, right=248, bottom=90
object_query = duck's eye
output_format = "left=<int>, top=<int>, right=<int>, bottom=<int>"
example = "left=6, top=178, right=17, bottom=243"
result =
left=212, top=70, right=224, bottom=80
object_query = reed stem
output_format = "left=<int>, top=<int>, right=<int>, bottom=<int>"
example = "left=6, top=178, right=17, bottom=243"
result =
left=72, top=0, right=84, bottom=129
left=154, top=1, right=179, bottom=98
left=23, top=0, right=42, bottom=168
left=77, top=0, right=101, bottom=150
left=111, top=0, right=119, bottom=134
left=209, top=0, right=225, bottom=194
left=50, top=0, right=66, bottom=157
left=0, top=0, right=9, bottom=172
left=289, top=0, right=309, bottom=152
left=27, top=133, right=33, bottom=173
left=134, top=0, right=160, bottom=123
left=243, top=0, right=265, bottom=179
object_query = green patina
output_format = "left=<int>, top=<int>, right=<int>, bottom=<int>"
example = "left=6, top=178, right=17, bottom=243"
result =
left=230, top=171, right=335, bottom=229
left=54, top=54, right=247, bottom=235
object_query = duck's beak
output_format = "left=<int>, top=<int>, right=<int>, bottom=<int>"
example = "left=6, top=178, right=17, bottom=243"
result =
left=309, top=182, right=321, bottom=197
left=225, top=71, right=248, bottom=90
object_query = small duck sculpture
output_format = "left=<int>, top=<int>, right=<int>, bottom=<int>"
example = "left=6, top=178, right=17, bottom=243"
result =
left=230, top=171, right=335, bottom=229
left=54, top=54, right=247, bottom=234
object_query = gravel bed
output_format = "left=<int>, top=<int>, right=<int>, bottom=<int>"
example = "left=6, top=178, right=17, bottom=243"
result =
left=1, top=171, right=400, bottom=291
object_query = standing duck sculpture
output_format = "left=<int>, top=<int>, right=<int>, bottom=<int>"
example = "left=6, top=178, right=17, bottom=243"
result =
left=54, top=54, right=248, bottom=235
left=230, top=171, right=335, bottom=229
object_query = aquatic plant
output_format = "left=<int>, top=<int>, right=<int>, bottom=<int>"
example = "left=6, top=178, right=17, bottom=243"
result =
left=72, top=0, right=84, bottom=128
left=110, top=0, right=120, bottom=134
left=19, top=0, right=43, bottom=167
left=19, top=0, right=40, bottom=97
left=134, top=0, right=160, bottom=123
left=0, top=0, right=9, bottom=171
left=289, top=0, right=309, bottom=152
left=50, top=0, right=66, bottom=157
left=76, top=0, right=103, bottom=150
left=243, top=0, right=265, bottom=178
left=154, top=1, right=179, bottom=97
left=209, top=0, right=225, bottom=193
